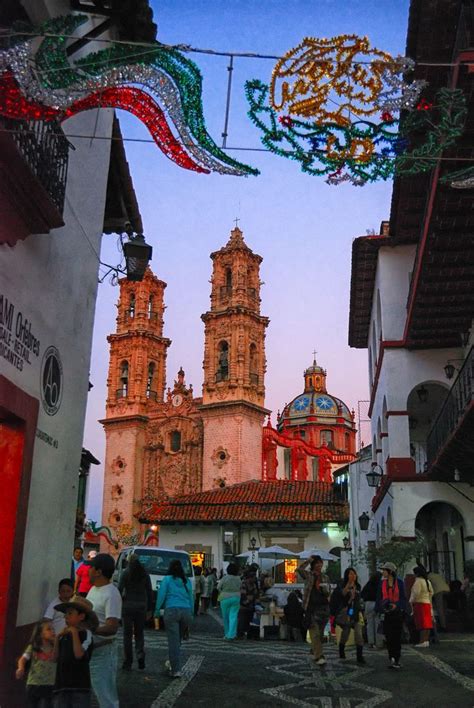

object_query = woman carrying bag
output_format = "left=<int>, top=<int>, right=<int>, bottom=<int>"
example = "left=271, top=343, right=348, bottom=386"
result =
left=330, top=567, right=366, bottom=665
left=376, top=561, right=407, bottom=670
left=155, top=560, right=193, bottom=678
left=297, top=555, right=330, bottom=666
left=409, top=565, right=434, bottom=648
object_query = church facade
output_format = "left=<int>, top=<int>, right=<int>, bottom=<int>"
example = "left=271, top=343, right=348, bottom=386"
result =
left=100, top=226, right=356, bottom=548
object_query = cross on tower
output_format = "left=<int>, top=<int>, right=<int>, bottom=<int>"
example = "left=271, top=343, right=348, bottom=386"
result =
left=233, top=217, right=240, bottom=228
left=313, top=349, right=317, bottom=362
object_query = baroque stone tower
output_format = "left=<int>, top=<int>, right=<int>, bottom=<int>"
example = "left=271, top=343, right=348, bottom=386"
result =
left=100, top=268, right=171, bottom=541
left=200, top=226, right=270, bottom=489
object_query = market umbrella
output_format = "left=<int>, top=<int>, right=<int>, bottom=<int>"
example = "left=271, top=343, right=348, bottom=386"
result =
left=258, top=545, right=297, bottom=578
left=298, top=548, right=338, bottom=561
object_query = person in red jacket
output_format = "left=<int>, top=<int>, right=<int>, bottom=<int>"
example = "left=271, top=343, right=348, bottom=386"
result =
left=75, top=551, right=97, bottom=597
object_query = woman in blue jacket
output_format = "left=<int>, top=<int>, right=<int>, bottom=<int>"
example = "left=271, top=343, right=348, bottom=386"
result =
left=155, top=560, right=193, bottom=678
left=375, top=561, right=407, bottom=670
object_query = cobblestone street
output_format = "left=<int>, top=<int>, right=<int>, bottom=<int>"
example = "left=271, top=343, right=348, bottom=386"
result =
left=115, top=612, right=474, bottom=707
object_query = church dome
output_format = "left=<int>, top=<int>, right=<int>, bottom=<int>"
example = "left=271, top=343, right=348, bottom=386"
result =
left=278, top=357, right=354, bottom=429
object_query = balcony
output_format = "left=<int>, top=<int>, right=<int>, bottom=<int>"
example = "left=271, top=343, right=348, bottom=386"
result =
left=0, top=117, right=69, bottom=244
left=219, top=286, right=232, bottom=299
left=427, top=347, right=474, bottom=479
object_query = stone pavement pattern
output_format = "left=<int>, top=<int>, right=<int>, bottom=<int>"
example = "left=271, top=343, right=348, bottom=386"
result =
left=114, top=613, right=474, bottom=707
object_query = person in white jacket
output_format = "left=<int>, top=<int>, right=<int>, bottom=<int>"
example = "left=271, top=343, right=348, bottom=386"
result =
left=409, top=566, right=434, bottom=648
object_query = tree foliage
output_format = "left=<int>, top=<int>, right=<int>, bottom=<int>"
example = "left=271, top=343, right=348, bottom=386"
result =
left=357, top=535, right=427, bottom=576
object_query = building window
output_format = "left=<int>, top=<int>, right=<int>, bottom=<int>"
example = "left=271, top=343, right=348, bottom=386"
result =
left=320, top=429, right=333, bottom=446
left=146, top=362, right=155, bottom=398
left=129, top=293, right=135, bottom=318
left=170, top=430, right=181, bottom=452
left=118, top=361, right=129, bottom=397
left=249, top=343, right=258, bottom=385
left=147, top=295, right=153, bottom=318
left=216, top=341, right=229, bottom=382
left=226, top=267, right=232, bottom=289
left=312, top=457, right=319, bottom=481
left=284, top=448, right=291, bottom=480
left=345, top=432, right=350, bottom=451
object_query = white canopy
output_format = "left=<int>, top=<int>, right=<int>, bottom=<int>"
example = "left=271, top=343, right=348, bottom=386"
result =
left=298, top=548, right=338, bottom=561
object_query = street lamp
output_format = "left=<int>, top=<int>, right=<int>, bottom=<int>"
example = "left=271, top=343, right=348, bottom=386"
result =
left=444, top=359, right=464, bottom=380
left=366, top=462, right=383, bottom=488
left=342, top=536, right=351, bottom=549
left=359, top=512, right=370, bottom=531
left=248, top=536, right=259, bottom=564
left=416, top=385, right=428, bottom=403
left=123, top=232, right=153, bottom=281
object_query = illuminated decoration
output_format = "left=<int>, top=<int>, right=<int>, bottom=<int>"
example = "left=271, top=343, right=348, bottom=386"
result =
left=84, top=521, right=119, bottom=548
left=284, top=558, right=298, bottom=584
left=441, top=166, right=474, bottom=189
left=143, top=528, right=159, bottom=546
left=246, top=34, right=469, bottom=184
left=0, top=14, right=258, bottom=177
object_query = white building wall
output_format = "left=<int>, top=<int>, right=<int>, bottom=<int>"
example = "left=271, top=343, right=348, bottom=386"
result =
left=0, top=107, right=114, bottom=624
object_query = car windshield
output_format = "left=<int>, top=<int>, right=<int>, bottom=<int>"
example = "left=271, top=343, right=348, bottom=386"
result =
left=135, top=549, right=193, bottom=577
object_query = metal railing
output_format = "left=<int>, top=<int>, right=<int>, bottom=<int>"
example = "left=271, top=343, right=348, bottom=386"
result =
left=146, top=389, right=158, bottom=401
left=2, top=117, right=69, bottom=214
left=250, top=373, right=259, bottom=385
left=427, top=346, right=473, bottom=466
left=116, top=388, right=128, bottom=399
left=215, top=370, right=229, bottom=383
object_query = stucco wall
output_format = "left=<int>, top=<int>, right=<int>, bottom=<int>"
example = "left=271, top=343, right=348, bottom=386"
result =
left=0, top=108, right=114, bottom=625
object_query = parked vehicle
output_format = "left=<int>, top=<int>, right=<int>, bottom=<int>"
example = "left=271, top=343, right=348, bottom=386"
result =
left=113, top=546, right=195, bottom=607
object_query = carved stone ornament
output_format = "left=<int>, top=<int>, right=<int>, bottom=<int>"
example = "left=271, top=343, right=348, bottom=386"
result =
left=108, top=508, right=123, bottom=527
left=112, top=456, right=127, bottom=475
left=211, top=447, right=230, bottom=469
left=111, top=484, right=124, bottom=500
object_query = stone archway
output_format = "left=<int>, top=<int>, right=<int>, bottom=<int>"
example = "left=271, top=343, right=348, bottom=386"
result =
left=415, top=501, right=465, bottom=581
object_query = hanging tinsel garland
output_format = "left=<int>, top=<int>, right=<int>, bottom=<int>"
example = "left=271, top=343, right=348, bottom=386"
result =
left=0, top=19, right=470, bottom=185
left=246, top=34, right=469, bottom=185
left=0, top=14, right=258, bottom=176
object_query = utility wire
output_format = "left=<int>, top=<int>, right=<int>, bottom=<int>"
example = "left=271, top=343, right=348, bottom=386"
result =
left=0, top=127, right=472, bottom=162
left=0, top=30, right=464, bottom=67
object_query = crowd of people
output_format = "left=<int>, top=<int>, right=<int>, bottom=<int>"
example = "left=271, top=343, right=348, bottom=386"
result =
left=15, top=545, right=468, bottom=707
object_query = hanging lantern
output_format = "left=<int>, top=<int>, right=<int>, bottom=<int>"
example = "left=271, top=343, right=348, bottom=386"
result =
left=123, top=233, right=153, bottom=282
left=359, top=512, right=370, bottom=531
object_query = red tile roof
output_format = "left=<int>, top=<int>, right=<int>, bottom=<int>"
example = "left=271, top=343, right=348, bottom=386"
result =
left=137, top=480, right=348, bottom=524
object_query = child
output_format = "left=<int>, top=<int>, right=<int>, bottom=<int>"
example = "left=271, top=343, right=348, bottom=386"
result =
left=53, top=595, right=98, bottom=707
left=284, top=590, right=305, bottom=642
left=44, top=578, right=74, bottom=634
left=16, top=620, right=56, bottom=707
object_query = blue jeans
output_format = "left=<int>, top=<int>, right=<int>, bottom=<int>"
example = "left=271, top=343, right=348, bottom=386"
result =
left=220, top=596, right=240, bottom=639
left=164, top=607, right=192, bottom=674
left=89, top=642, right=118, bottom=708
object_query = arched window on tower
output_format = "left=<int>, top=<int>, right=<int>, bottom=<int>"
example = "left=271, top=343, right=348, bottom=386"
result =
left=320, top=429, right=333, bottom=447
left=119, top=360, right=129, bottom=397
left=129, top=293, right=135, bottom=318
left=312, top=457, right=319, bottom=481
left=249, top=343, right=258, bottom=385
left=216, top=341, right=229, bottom=382
left=170, top=430, right=181, bottom=452
left=147, top=295, right=153, bottom=319
left=345, top=432, right=351, bottom=452
left=146, top=362, right=156, bottom=400
left=226, top=267, right=232, bottom=289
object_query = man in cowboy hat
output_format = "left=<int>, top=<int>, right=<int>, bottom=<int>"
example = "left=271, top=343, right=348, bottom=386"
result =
left=54, top=595, right=98, bottom=705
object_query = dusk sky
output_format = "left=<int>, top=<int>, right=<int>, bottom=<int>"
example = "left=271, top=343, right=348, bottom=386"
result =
left=84, top=0, right=410, bottom=522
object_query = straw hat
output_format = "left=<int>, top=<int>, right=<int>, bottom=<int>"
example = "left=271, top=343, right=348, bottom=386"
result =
left=54, top=595, right=99, bottom=631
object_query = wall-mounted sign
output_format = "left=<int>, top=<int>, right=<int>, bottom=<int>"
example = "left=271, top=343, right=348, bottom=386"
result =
left=0, top=294, right=41, bottom=372
left=40, top=346, right=63, bottom=416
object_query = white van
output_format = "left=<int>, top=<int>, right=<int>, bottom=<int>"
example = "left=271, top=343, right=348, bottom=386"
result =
left=113, top=546, right=195, bottom=605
